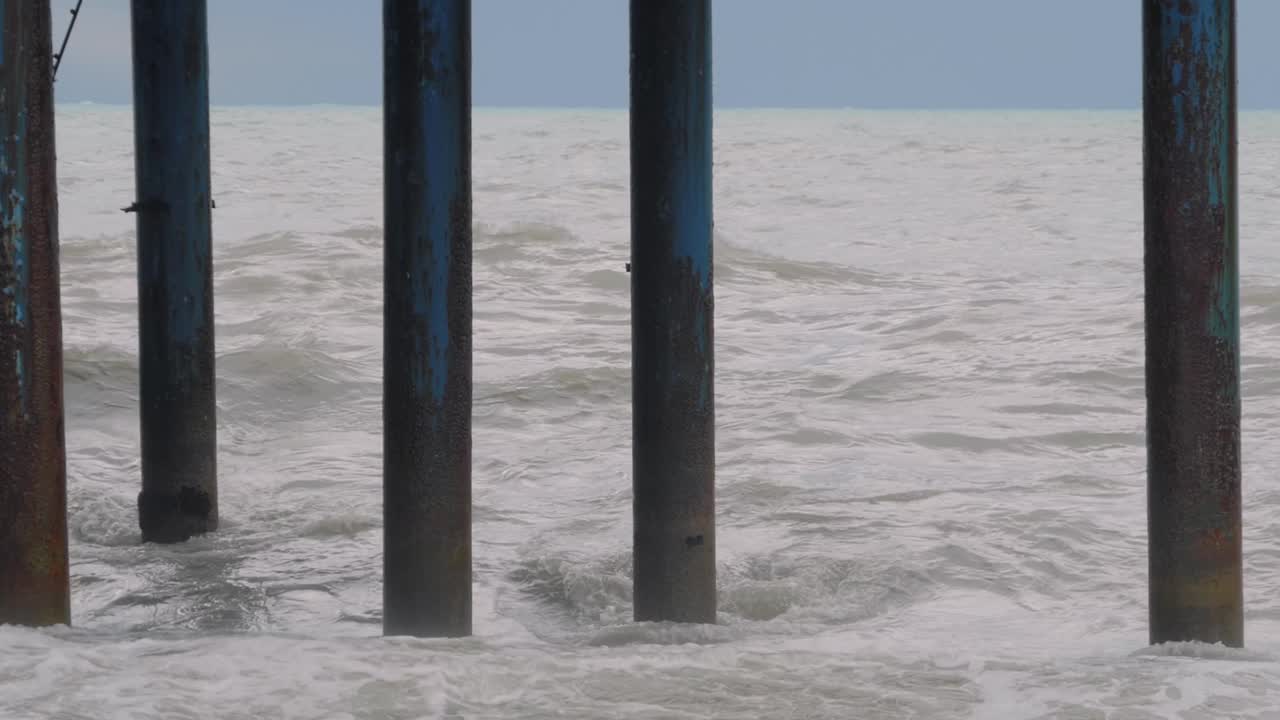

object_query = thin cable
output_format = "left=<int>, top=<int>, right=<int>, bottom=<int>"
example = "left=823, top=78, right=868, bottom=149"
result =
left=52, top=0, right=84, bottom=82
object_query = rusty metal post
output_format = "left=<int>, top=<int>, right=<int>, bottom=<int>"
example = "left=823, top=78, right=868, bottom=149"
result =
left=1143, top=0, right=1242, bottom=647
left=129, top=0, right=218, bottom=543
left=630, top=0, right=716, bottom=623
left=382, top=0, right=473, bottom=637
left=0, top=0, right=70, bottom=627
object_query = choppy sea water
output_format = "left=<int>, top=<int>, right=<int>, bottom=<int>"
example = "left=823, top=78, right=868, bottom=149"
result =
left=6, top=107, right=1280, bottom=719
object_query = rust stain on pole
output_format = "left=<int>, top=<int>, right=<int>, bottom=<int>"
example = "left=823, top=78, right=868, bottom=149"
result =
left=0, top=0, right=71, bottom=627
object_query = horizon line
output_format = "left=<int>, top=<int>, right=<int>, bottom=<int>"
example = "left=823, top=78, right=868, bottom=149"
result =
left=46, top=102, right=1120, bottom=111
left=51, top=103, right=1280, bottom=113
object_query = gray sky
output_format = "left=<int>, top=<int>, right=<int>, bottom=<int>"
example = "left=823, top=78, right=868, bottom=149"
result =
left=49, top=0, right=1280, bottom=108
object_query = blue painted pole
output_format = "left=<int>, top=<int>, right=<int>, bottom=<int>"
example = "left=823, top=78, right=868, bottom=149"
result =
left=128, top=0, right=218, bottom=543
left=630, top=0, right=716, bottom=624
left=382, top=0, right=472, bottom=638
left=1143, top=0, right=1242, bottom=647
left=0, top=0, right=70, bottom=626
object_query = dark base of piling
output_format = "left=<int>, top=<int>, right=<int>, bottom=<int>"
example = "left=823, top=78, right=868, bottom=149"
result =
left=1150, top=606, right=1243, bottom=648
left=138, top=487, right=216, bottom=543
left=1149, top=566, right=1243, bottom=647
left=0, top=594, right=70, bottom=628
left=634, top=526, right=717, bottom=624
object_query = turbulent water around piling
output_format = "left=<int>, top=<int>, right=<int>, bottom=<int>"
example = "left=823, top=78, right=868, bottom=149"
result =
left=7, top=107, right=1280, bottom=718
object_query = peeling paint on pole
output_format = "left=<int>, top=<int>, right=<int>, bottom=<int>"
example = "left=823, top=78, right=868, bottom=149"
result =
left=0, top=0, right=70, bottom=627
left=630, top=0, right=716, bottom=624
left=1143, top=0, right=1242, bottom=647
